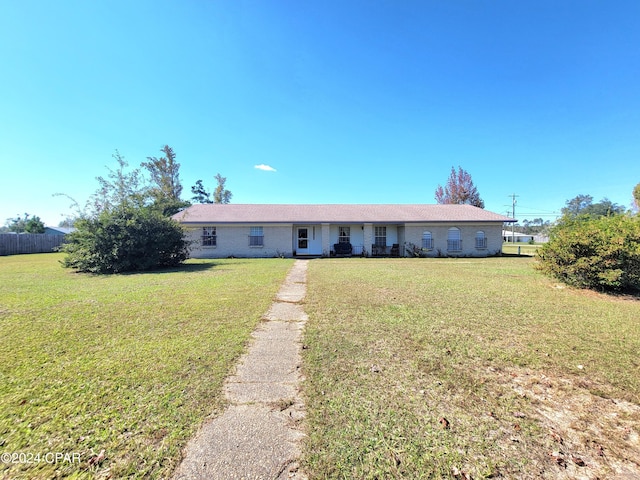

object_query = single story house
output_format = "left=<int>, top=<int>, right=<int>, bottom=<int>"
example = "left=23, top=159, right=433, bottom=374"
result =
left=502, top=230, right=535, bottom=243
left=173, top=204, right=515, bottom=258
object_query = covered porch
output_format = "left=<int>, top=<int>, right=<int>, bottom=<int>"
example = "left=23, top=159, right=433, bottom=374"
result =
left=328, top=223, right=404, bottom=257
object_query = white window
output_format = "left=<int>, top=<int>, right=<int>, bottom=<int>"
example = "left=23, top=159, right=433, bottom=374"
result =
left=422, top=231, right=433, bottom=250
left=447, top=227, right=461, bottom=251
left=202, top=226, right=216, bottom=246
left=475, top=231, right=487, bottom=249
left=338, top=226, right=350, bottom=244
left=374, top=226, right=387, bottom=247
left=249, top=226, right=264, bottom=247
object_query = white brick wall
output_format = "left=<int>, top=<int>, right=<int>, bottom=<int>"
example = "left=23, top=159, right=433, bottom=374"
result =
left=403, top=223, right=503, bottom=257
left=185, top=225, right=293, bottom=258
left=183, top=222, right=505, bottom=258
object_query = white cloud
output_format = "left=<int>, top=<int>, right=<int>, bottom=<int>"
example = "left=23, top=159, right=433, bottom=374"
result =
left=254, top=164, right=277, bottom=172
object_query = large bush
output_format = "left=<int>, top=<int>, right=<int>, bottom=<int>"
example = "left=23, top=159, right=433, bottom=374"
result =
left=535, top=215, right=640, bottom=293
left=61, top=205, right=189, bottom=274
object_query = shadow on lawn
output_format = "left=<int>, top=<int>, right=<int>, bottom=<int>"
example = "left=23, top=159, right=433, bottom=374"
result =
left=119, top=260, right=248, bottom=276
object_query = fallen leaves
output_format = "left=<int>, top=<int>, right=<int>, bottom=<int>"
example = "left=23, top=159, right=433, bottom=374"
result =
left=88, top=449, right=106, bottom=467
left=439, top=417, right=450, bottom=429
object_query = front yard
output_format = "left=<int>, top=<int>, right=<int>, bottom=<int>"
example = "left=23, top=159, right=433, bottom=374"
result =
left=0, top=254, right=293, bottom=479
left=1, top=254, right=639, bottom=479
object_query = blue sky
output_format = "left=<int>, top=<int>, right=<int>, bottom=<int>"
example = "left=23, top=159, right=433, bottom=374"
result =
left=1, top=1, right=639, bottom=226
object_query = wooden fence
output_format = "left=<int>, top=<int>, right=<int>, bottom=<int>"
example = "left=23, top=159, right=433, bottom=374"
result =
left=0, top=234, right=67, bottom=256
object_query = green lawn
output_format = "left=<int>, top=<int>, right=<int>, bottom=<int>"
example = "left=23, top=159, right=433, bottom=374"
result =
left=0, top=253, right=293, bottom=479
left=3, top=254, right=639, bottom=479
left=501, top=243, right=542, bottom=256
left=302, top=258, right=640, bottom=479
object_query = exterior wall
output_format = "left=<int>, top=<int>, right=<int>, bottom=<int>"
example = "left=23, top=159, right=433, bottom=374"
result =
left=182, top=222, right=505, bottom=258
left=321, top=224, right=330, bottom=256
left=185, top=224, right=293, bottom=258
left=403, top=223, right=503, bottom=257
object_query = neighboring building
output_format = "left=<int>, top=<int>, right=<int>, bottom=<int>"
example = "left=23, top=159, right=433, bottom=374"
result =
left=44, top=226, right=75, bottom=235
left=173, top=204, right=515, bottom=258
left=502, top=230, right=535, bottom=243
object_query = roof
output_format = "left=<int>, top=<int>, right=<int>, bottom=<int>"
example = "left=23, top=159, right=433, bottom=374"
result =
left=173, top=204, right=516, bottom=224
left=502, top=230, right=532, bottom=237
left=44, top=226, right=75, bottom=234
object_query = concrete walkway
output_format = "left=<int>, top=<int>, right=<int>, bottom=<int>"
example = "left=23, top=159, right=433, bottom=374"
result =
left=173, top=260, right=309, bottom=480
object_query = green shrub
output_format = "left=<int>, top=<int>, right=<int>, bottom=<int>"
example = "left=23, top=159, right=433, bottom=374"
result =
left=535, top=215, right=640, bottom=292
left=61, top=205, right=189, bottom=273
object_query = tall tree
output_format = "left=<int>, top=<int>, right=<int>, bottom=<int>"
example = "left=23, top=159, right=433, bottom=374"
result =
left=191, top=179, right=213, bottom=204
left=142, top=145, right=190, bottom=216
left=213, top=173, right=232, bottom=204
left=561, top=195, right=624, bottom=218
left=633, top=182, right=640, bottom=211
left=434, top=166, right=485, bottom=208
left=142, top=145, right=183, bottom=200
left=90, top=151, right=145, bottom=214
left=561, top=194, right=593, bottom=217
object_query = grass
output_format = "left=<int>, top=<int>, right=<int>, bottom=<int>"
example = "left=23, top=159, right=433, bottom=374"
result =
left=3, top=253, right=639, bottom=479
left=0, top=253, right=293, bottom=479
left=501, top=243, right=542, bottom=256
left=302, top=257, right=640, bottom=479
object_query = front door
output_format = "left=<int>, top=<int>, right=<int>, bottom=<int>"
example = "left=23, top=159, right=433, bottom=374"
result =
left=297, top=227, right=309, bottom=253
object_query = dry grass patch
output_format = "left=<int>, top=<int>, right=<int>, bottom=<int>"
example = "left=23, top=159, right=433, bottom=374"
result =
left=302, top=258, right=640, bottom=479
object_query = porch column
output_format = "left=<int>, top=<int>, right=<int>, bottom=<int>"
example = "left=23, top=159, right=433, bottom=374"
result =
left=363, top=223, right=373, bottom=257
left=321, top=223, right=330, bottom=257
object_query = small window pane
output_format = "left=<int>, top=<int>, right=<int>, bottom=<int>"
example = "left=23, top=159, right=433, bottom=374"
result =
left=338, top=226, right=350, bottom=243
left=422, top=231, right=433, bottom=250
left=447, top=227, right=461, bottom=251
left=374, top=226, right=386, bottom=247
left=249, top=226, right=264, bottom=246
left=202, top=226, right=216, bottom=246
left=475, top=231, right=487, bottom=249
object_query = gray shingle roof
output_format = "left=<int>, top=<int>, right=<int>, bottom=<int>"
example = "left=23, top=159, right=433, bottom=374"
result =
left=173, top=204, right=515, bottom=224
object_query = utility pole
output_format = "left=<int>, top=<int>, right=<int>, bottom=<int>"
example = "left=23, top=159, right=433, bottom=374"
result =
left=508, top=194, right=519, bottom=243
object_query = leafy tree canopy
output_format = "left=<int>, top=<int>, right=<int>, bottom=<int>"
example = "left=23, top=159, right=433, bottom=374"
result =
left=434, top=166, right=485, bottom=208
left=90, top=151, right=146, bottom=215
left=191, top=179, right=213, bottom=204
left=561, top=194, right=625, bottom=219
left=142, top=145, right=190, bottom=216
left=4, top=213, right=45, bottom=233
left=633, top=182, right=640, bottom=211
left=142, top=145, right=183, bottom=201
left=536, top=214, right=640, bottom=293
left=60, top=204, right=189, bottom=274
left=213, top=173, right=232, bottom=204
left=190, top=174, right=232, bottom=204
left=59, top=146, right=196, bottom=273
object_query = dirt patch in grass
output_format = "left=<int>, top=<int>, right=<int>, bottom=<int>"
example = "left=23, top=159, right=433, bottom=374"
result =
left=486, top=366, right=640, bottom=479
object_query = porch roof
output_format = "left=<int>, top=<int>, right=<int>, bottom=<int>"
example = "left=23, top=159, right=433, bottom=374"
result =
left=173, top=204, right=515, bottom=224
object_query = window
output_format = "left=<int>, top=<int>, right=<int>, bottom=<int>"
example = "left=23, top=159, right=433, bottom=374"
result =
left=202, top=226, right=216, bottom=246
left=422, top=231, right=433, bottom=250
left=249, top=226, right=264, bottom=247
left=298, top=228, right=308, bottom=249
left=475, top=231, right=487, bottom=249
left=374, top=226, right=387, bottom=247
left=447, top=227, right=461, bottom=251
left=338, top=226, right=350, bottom=244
